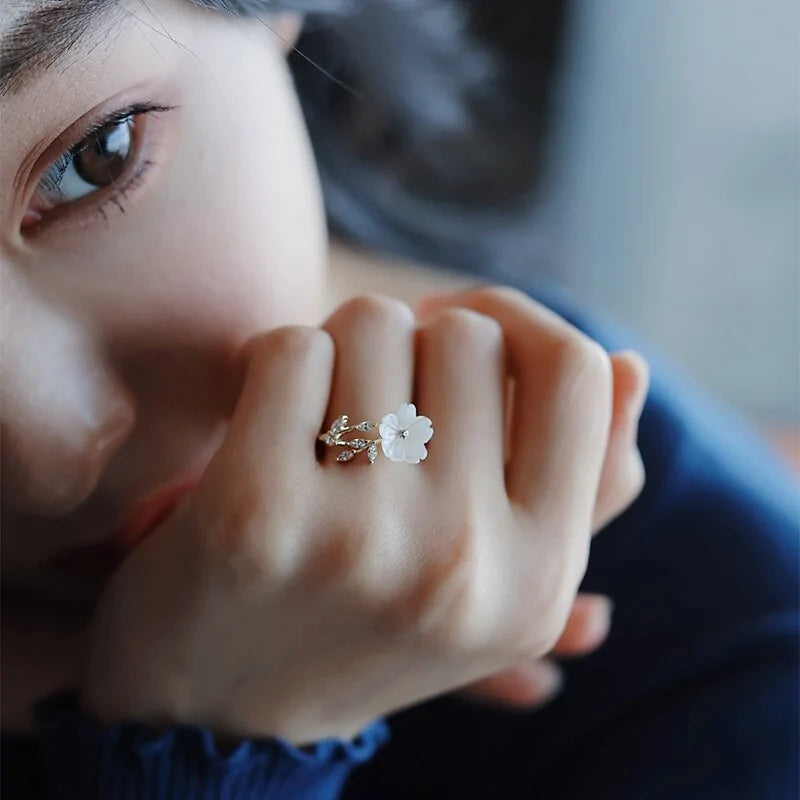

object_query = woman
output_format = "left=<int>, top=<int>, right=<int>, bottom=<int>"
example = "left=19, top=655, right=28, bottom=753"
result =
left=1, top=1, right=797, bottom=798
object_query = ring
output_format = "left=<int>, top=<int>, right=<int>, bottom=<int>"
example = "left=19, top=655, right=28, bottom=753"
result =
left=318, top=403, right=434, bottom=465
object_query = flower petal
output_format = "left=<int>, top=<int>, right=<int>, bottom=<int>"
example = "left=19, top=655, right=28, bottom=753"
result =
left=405, top=441, right=428, bottom=463
left=396, top=403, right=417, bottom=429
left=379, top=413, right=399, bottom=440
left=383, top=436, right=407, bottom=462
left=408, top=417, right=433, bottom=444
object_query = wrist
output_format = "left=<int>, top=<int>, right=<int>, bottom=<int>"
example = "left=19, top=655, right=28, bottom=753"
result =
left=34, top=689, right=391, bottom=800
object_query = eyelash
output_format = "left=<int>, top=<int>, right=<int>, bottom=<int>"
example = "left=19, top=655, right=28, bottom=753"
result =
left=88, top=157, right=154, bottom=224
left=26, top=101, right=175, bottom=231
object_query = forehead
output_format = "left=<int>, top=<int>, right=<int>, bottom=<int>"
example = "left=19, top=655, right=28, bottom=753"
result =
left=0, top=0, right=108, bottom=33
left=0, top=0, right=123, bottom=97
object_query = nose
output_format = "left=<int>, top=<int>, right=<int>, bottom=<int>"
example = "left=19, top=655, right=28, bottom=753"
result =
left=1, top=283, right=136, bottom=516
left=2, top=398, right=135, bottom=516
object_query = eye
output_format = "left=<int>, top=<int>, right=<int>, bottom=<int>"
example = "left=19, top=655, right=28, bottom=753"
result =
left=59, top=117, right=133, bottom=198
left=25, top=117, right=136, bottom=225
left=21, top=102, right=175, bottom=230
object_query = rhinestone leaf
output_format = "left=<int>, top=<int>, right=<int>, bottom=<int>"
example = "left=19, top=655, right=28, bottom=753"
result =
left=356, top=421, right=374, bottom=431
left=367, top=443, right=378, bottom=464
left=349, top=439, right=368, bottom=449
left=332, top=415, right=348, bottom=433
left=323, top=433, right=334, bottom=445
left=337, top=450, right=355, bottom=462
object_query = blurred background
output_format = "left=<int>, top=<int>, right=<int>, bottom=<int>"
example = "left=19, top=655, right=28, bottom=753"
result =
left=542, top=0, right=798, bottom=463
left=295, top=0, right=799, bottom=469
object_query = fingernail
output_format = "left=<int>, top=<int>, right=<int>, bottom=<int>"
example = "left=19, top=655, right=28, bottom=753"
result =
left=591, top=596, right=614, bottom=642
left=523, top=660, right=564, bottom=702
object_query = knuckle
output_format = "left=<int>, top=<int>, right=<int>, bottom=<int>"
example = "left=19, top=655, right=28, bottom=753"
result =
left=598, top=449, right=647, bottom=528
left=623, top=449, right=647, bottom=502
left=470, top=285, right=551, bottom=321
left=474, top=284, right=530, bottom=307
left=579, top=340, right=613, bottom=388
left=552, top=333, right=612, bottom=389
left=199, top=478, right=268, bottom=566
left=428, top=307, right=503, bottom=351
left=335, top=294, right=415, bottom=334
left=197, top=472, right=303, bottom=585
left=521, top=552, right=578, bottom=653
left=263, top=325, right=332, bottom=366
left=536, top=612, right=571, bottom=655
left=377, top=516, right=479, bottom=644
left=299, top=522, right=371, bottom=586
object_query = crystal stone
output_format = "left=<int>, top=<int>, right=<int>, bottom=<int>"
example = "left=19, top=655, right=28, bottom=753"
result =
left=337, top=450, right=355, bottom=462
left=349, top=439, right=368, bottom=449
left=367, top=443, right=378, bottom=463
left=356, top=421, right=374, bottom=431
left=332, top=415, right=348, bottom=433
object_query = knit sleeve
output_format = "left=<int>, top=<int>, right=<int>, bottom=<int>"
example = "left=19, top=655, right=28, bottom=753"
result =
left=33, top=690, right=390, bottom=800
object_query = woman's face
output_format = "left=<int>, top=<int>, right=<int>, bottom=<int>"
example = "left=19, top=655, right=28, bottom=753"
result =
left=0, top=0, right=326, bottom=612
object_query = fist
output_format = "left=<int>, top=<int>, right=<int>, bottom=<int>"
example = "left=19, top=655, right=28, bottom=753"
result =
left=83, top=286, right=647, bottom=744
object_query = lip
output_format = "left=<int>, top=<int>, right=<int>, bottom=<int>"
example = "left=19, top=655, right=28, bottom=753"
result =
left=111, top=475, right=200, bottom=551
left=44, top=472, right=203, bottom=585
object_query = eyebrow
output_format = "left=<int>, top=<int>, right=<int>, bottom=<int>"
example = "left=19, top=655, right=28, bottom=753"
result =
left=0, top=0, right=122, bottom=98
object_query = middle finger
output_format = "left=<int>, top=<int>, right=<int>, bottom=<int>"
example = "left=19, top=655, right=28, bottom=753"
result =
left=415, top=307, right=507, bottom=482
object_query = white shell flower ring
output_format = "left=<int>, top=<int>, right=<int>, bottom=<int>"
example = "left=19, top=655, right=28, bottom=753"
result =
left=378, top=403, right=434, bottom=464
left=317, top=403, right=434, bottom=465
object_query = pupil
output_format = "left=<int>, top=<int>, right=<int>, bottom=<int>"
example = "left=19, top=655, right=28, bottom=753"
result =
left=74, top=118, right=132, bottom=187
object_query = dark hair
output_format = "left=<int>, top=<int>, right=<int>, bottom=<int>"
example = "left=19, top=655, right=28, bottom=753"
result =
left=204, top=1, right=570, bottom=275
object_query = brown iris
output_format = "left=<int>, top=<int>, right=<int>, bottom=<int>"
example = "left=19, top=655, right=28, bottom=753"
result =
left=73, top=117, right=133, bottom=187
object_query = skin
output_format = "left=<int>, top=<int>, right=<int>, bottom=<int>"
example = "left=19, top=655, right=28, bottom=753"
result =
left=0, top=0, right=648, bottom=737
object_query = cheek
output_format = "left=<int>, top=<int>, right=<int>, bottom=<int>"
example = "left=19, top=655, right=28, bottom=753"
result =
left=158, top=52, right=327, bottom=336
left=174, top=34, right=327, bottom=333
left=54, top=29, right=327, bottom=344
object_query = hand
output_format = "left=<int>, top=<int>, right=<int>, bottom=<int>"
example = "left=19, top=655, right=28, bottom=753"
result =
left=83, top=286, right=642, bottom=744
left=412, top=290, right=648, bottom=708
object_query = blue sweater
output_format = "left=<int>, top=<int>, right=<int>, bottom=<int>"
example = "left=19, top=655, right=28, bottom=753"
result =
left=2, top=290, right=797, bottom=799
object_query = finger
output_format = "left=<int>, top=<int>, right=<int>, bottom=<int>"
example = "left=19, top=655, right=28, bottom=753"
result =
left=551, top=593, right=613, bottom=655
left=321, top=296, right=416, bottom=463
left=460, top=658, right=563, bottom=709
left=414, top=307, right=506, bottom=481
left=211, top=326, right=335, bottom=474
left=418, top=287, right=612, bottom=517
left=592, top=351, right=649, bottom=532
left=460, top=593, right=613, bottom=708
left=608, top=351, right=649, bottom=444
